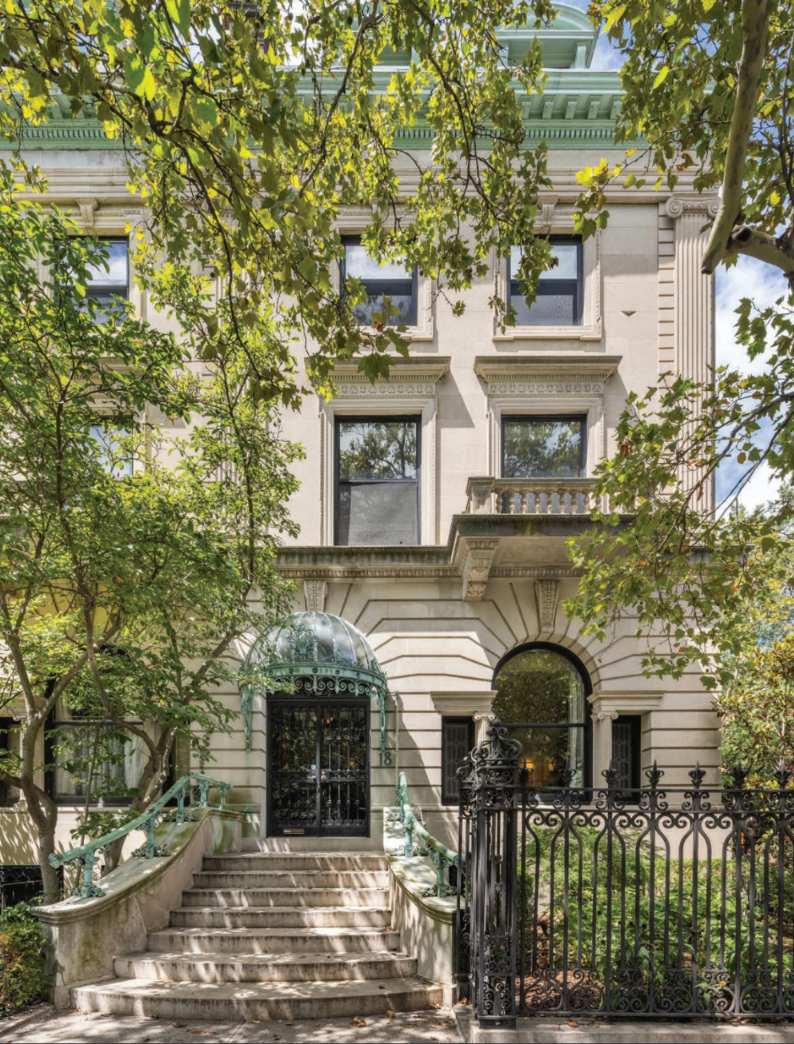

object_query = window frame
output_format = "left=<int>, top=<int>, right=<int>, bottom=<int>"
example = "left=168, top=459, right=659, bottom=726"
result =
left=441, top=716, right=475, bottom=806
left=501, top=414, right=587, bottom=479
left=340, top=235, right=419, bottom=328
left=507, top=235, right=584, bottom=327
left=491, top=641, right=592, bottom=789
left=0, top=718, right=18, bottom=807
left=334, top=415, right=422, bottom=547
left=45, top=713, right=144, bottom=807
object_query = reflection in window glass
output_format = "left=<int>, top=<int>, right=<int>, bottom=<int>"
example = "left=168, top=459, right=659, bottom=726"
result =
left=336, top=419, right=419, bottom=545
left=493, top=648, right=587, bottom=787
left=502, top=417, right=584, bottom=478
left=509, top=237, right=582, bottom=326
left=84, top=240, right=129, bottom=322
left=51, top=722, right=144, bottom=802
left=342, top=239, right=417, bottom=327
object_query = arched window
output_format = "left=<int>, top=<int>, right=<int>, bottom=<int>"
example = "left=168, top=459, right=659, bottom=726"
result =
left=492, top=644, right=589, bottom=787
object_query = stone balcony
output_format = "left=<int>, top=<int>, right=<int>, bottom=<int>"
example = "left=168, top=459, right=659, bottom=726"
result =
left=275, top=476, right=630, bottom=606
left=465, top=476, right=604, bottom=517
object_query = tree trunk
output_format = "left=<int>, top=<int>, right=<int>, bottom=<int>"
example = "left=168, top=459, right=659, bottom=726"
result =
left=21, top=780, right=60, bottom=900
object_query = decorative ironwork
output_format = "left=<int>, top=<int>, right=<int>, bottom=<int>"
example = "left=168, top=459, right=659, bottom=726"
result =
left=267, top=700, right=369, bottom=837
left=0, top=864, right=64, bottom=909
left=49, top=773, right=232, bottom=899
left=396, top=771, right=458, bottom=897
left=238, top=611, right=390, bottom=755
left=458, top=719, right=794, bottom=1025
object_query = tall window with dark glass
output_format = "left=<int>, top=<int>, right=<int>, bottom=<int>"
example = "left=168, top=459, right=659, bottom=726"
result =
left=335, top=418, right=420, bottom=546
left=341, top=237, right=417, bottom=326
left=509, top=236, right=583, bottom=326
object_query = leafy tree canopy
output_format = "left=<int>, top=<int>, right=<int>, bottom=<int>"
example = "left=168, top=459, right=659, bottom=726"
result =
left=566, top=0, right=794, bottom=687
left=0, top=175, right=299, bottom=891
left=0, top=0, right=562, bottom=404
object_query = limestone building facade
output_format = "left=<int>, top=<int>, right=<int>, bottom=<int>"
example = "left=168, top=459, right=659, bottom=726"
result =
left=0, top=5, right=719, bottom=884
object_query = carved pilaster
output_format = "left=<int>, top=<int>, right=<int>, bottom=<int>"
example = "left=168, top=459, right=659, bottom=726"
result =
left=664, top=194, right=719, bottom=511
left=534, top=579, right=560, bottom=631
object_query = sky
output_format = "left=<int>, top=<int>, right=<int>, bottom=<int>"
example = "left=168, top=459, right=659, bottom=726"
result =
left=565, top=0, right=785, bottom=511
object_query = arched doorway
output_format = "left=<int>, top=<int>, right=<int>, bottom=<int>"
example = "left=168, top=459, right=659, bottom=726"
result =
left=492, top=643, right=591, bottom=787
left=241, top=611, right=386, bottom=838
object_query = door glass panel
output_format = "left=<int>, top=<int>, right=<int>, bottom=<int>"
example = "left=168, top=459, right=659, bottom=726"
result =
left=269, top=704, right=319, bottom=833
left=319, top=704, right=368, bottom=830
left=268, top=701, right=369, bottom=836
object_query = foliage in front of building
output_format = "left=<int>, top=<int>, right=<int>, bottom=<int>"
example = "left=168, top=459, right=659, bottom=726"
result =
left=0, top=904, right=48, bottom=1016
left=0, top=0, right=578, bottom=406
left=0, top=175, right=301, bottom=894
left=567, top=0, right=794, bottom=685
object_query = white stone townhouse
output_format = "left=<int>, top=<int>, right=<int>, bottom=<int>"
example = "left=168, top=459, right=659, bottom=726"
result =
left=0, top=5, right=723, bottom=1023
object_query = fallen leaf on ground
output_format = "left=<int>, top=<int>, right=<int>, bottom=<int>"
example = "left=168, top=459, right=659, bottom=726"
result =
left=567, top=1020, right=579, bottom=1027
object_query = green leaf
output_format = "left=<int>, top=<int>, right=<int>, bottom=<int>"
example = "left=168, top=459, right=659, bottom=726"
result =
left=653, top=66, right=670, bottom=89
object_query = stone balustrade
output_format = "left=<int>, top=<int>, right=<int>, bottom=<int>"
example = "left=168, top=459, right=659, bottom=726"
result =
left=465, top=476, right=604, bottom=516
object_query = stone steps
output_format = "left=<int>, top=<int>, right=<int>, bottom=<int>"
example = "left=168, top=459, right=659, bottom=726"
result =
left=72, top=976, right=444, bottom=1021
left=181, top=887, right=390, bottom=908
left=170, top=905, right=391, bottom=929
left=202, top=853, right=388, bottom=872
left=147, top=926, right=402, bottom=954
left=113, top=949, right=417, bottom=983
left=193, top=869, right=389, bottom=889
left=73, top=849, right=439, bottom=1022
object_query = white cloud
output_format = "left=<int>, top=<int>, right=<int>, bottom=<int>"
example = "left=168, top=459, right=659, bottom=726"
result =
left=738, top=460, right=782, bottom=512
left=715, top=256, right=788, bottom=375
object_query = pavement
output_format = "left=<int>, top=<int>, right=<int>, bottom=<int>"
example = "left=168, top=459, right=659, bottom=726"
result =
left=0, top=1004, right=462, bottom=1044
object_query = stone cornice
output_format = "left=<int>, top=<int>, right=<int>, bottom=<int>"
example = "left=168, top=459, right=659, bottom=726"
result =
left=474, top=354, right=621, bottom=385
left=331, top=356, right=450, bottom=386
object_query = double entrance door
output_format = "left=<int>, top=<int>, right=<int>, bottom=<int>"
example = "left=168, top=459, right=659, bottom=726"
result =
left=267, top=698, right=370, bottom=837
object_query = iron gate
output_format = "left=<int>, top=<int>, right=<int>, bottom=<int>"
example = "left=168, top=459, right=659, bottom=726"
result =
left=267, top=698, right=369, bottom=837
left=457, top=719, right=794, bottom=1024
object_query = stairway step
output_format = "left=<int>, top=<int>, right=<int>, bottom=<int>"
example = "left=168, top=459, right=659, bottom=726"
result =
left=171, top=906, right=391, bottom=929
left=113, top=950, right=417, bottom=983
left=202, top=853, right=388, bottom=872
left=148, top=927, right=402, bottom=954
left=192, top=870, right=389, bottom=889
left=73, top=977, right=444, bottom=1021
left=182, top=887, right=389, bottom=908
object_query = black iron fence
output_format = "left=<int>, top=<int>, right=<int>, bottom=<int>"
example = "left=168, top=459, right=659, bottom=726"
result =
left=457, top=720, right=794, bottom=1025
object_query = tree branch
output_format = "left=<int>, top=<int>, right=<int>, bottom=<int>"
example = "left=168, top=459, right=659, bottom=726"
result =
left=701, top=0, right=769, bottom=275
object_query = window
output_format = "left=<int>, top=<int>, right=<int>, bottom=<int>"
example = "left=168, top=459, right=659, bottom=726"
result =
left=0, top=865, right=62, bottom=909
left=46, top=704, right=145, bottom=805
left=492, top=645, right=589, bottom=787
left=612, top=715, right=642, bottom=798
left=502, top=416, right=586, bottom=478
left=83, top=239, right=129, bottom=322
left=0, top=718, right=17, bottom=806
left=335, top=418, right=420, bottom=546
left=508, top=237, right=583, bottom=326
left=441, top=717, right=475, bottom=805
left=341, top=237, right=417, bottom=326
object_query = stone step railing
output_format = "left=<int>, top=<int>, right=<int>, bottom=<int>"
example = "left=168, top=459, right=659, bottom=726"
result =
left=465, top=476, right=606, bottom=516
left=49, top=773, right=233, bottom=899
left=394, top=771, right=458, bottom=898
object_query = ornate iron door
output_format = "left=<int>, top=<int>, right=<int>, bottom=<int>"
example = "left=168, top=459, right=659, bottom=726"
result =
left=267, top=699, right=370, bottom=837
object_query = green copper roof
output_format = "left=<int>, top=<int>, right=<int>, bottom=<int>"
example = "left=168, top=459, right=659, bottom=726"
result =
left=1, top=5, right=623, bottom=152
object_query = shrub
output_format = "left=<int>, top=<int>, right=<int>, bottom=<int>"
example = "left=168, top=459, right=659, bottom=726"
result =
left=0, top=904, right=48, bottom=1015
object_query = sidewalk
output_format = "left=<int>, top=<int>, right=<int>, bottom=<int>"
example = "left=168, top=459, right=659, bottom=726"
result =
left=0, top=1004, right=461, bottom=1044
